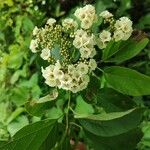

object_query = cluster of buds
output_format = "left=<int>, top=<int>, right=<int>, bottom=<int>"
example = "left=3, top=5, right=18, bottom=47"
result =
left=30, top=5, right=133, bottom=93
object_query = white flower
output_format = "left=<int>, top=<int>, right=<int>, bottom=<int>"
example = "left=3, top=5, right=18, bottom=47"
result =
left=84, top=5, right=95, bottom=15
left=40, top=48, right=51, bottom=60
left=70, top=85, right=79, bottom=93
left=81, top=74, right=90, bottom=84
left=53, top=68, right=64, bottom=79
left=114, top=17, right=133, bottom=33
left=99, top=10, right=113, bottom=19
left=80, top=47, right=91, bottom=59
left=119, top=17, right=132, bottom=26
left=72, top=71, right=81, bottom=81
left=114, top=17, right=133, bottom=41
left=70, top=78, right=78, bottom=86
left=122, top=24, right=133, bottom=33
left=74, top=5, right=95, bottom=29
left=89, top=59, right=97, bottom=71
left=114, top=20, right=124, bottom=30
left=90, top=48, right=96, bottom=58
left=61, top=74, right=72, bottom=84
left=82, top=34, right=95, bottom=48
left=68, top=65, right=76, bottom=75
left=46, top=18, right=56, bottom=26
left=80, top=47, right=96, bottom=59
left=123, top=32, right=132, bottom=40
left=75, top=29, right=87, bottom=38
left=33, top=26, right=39, bottom=36
left=62, top=18, right=78, bottom=30
left=55, top=79, right=61, bottom=87
left=73, top=38, right=82, bottom=49
left=30, top=39, right=38, bottom=53
left=79, top=82, right=88, bottom=90
left=113, top=30, right=124, bottom=41
left=45, top=79, right=56, bottom=87
left=81, top=18, right=93, bottom=29
left=77, top=62, right=89, bottom=75
left=74, top=8, right=83, bottom=19
left=41, top=65, right=54, bottom=79
left=97, top=39, right=107, bottom=49
left=99, top=30, right=111, bottom=42
left=55, top=60, right=61, bottom=70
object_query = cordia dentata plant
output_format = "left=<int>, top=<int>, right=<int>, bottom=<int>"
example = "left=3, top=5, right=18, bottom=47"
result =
left=1, top=4, right=150, bottom=150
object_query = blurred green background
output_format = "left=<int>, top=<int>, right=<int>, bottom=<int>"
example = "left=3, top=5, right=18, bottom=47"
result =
left=0, top=0, right=150, bottom=149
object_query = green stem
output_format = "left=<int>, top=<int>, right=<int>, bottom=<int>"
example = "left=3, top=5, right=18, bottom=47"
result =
left=70, top=122, right=83, bottom=130
left=92, top=72, right=100, bottom=80
left=97, top=67, right=104, bottom=73
left=59, top=91, right=71, bottom=146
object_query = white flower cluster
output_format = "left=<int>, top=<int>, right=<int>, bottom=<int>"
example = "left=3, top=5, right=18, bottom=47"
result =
left=113, top=17, right=133, bottom=41
left=30, top=5, right=133, bottom=93
left=62, top=18, right=78, bottom=30
left=98, top=10, right=133, bottom=49
left=73, top=29, right=96, bottom=58
left=42, top=60, right=97, bottom=93
left=74, top=5, right=96, bottom=29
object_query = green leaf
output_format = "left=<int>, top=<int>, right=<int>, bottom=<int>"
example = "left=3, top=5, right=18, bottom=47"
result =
left=109, top=38, right=149, bottom=63
left=136, top=14, right=150, bottom=29
left=104, top=66, right=150, bottom=96
left=11, top=87, right=30, bottom=106
left=0, top=102, right=10, bottom=124
left=25, top=94, right=56, bottom=117
left=91, top=17, right=103, bottom=33
left=95, top=1, right=106, bottom=14
left=7, top=46, right=23, bottom=69
left=85, top=128, right=143, bottom=150
left=102, top=40, right=121, bottom=61
left=10, top=66, right=27, bottom=84
left=46, top=107, right=63, bottom=121
left=57, top=137, right=71, bottom=150
left=39, top=124, right=59, bottom=150
left=0, top=119, right=56, bottom=150
left=75, top=96, right=94, bottom=116
left=22, top=16, right=34, bottom=35
left=7, top=115, right=29, bottom=137
left=97, top=88, right=136, bottom=112
left=6, top=107, right=25, bottom=125
left=77, top=108, right=143, bottom=137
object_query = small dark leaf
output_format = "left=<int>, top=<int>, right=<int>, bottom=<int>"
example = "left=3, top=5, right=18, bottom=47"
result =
left=85, top=128, right=143, bottom=150
left=97, top=88, right=136, bottom=112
